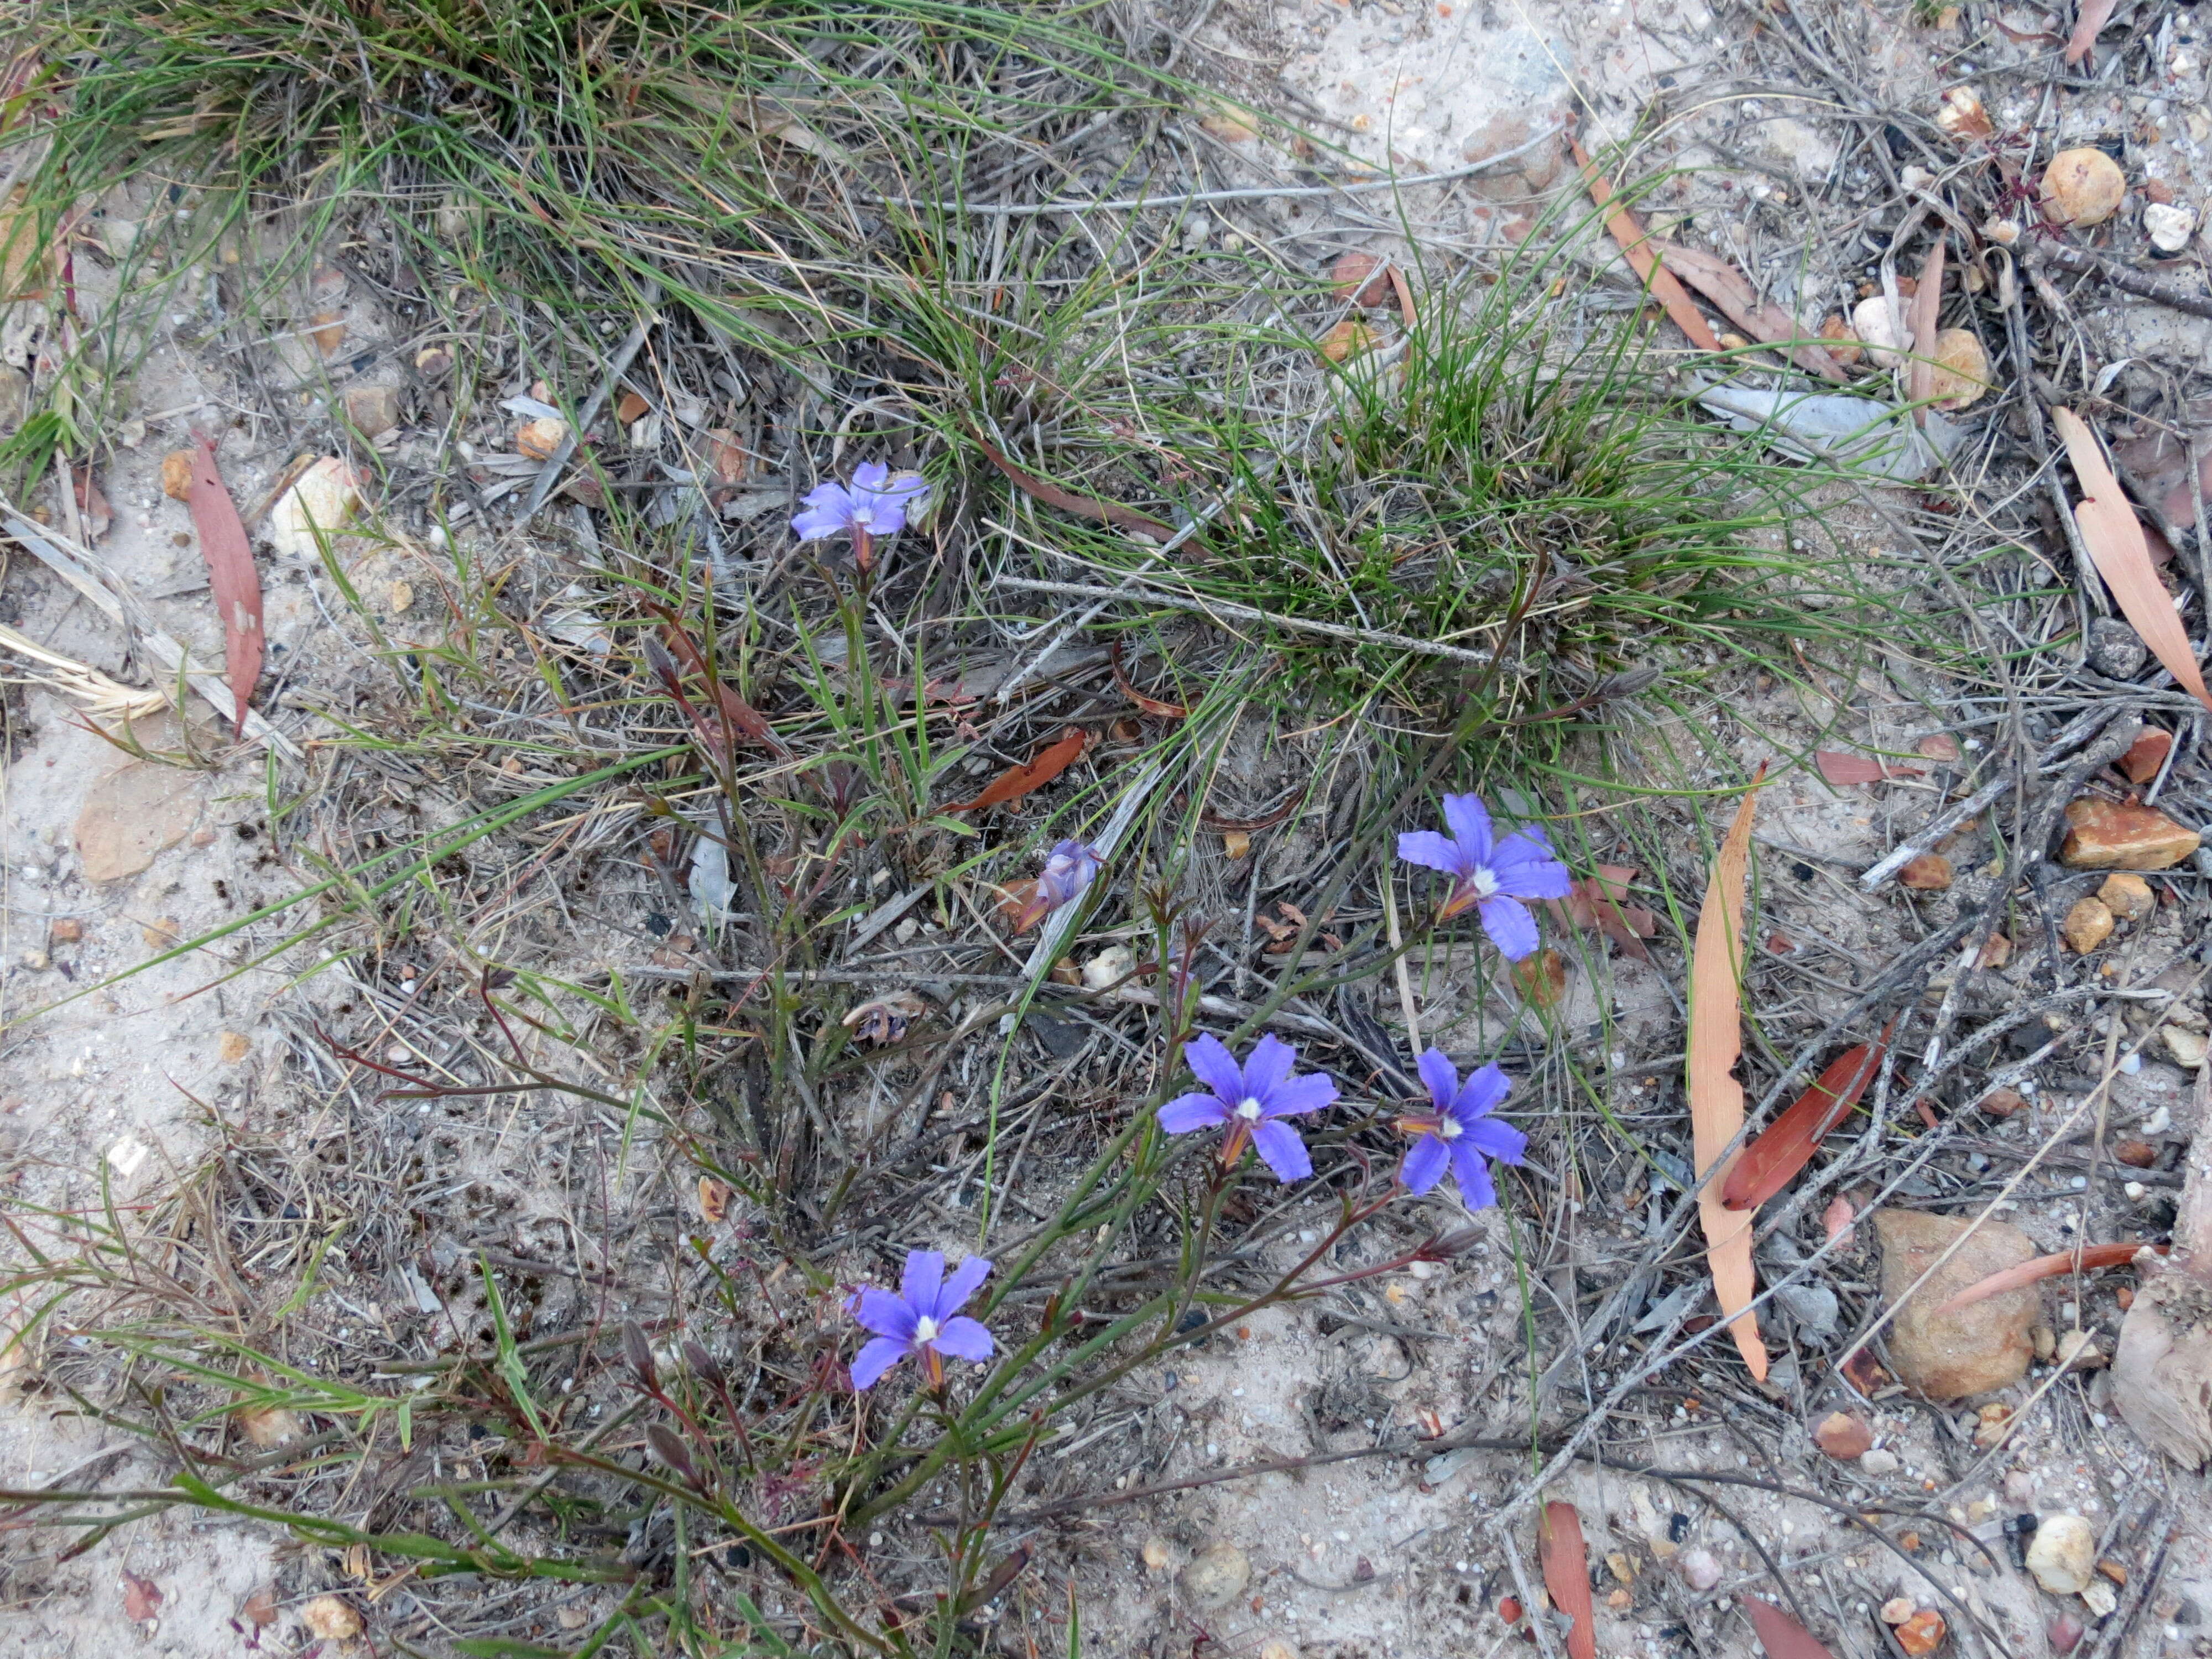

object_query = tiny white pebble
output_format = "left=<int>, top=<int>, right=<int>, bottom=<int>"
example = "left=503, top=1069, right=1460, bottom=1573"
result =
left=388, top=1044, right=413, bottom=1063
left=2071, top=1175, right=2089, bottom=1190
left=1206, top=1443, right=1218, bottom=1457
left=2119, top=1053, right=2142, bottom=1074
left=869, top=1532, right=883, bottom=1547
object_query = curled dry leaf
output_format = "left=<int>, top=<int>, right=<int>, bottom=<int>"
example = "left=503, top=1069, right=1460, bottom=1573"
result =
left=2052, top=406, right=2212, bottom=714
left=1538, top=1503, right=1598, bottom=1659
left=1688, top=769, right=1768, bottom=1379
left=185, top=440, right=263, bottom=734
left=71, top=467, right=112, bottom=540
left=842, top=990, right=926, bottom=1044
left=1109, top=639, right=1187, bottom=718
left=946, top=728, right=1089, bottom=813
left=1510, top=948, right=1568, bottom=1009
left=1935, top=85, right=1994, bottom=140
left=697, top=1176, right=732, bottom=1223
left=1547, top=863, right=1656, bottom=961
left=971, top=434, right=1189, bottom=547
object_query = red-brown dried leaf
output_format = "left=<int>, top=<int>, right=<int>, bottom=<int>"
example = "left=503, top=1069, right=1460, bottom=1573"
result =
left=651, top=612, right=784, bottom=758
left=123, top=1571, right=164, bottom=1621
left=1109, top=640, right=1187, bottom=718
left=946, top=728, right=1089, bottom=813
left=1642, top=241, right=1848, bottom=381
left=186, top=440, right=263, bottom=734
left=972, top=434, right=1191, bottom=547
left=1815, top=750, right=1923, bottom=786
left=72, top=466, right=112, bottom=540
left=1908, top=239, right=1945, bottom=425
left=1538, top=1503, right=1597, bottom=1659
left=1572, top=140, right=1722, bottom=352
left=241, top=1587, right=278, bottom=1627
left=2066, top=0, right=2120, bottom=65
left=1548, top=863, right=1657, bottom=961
left=1722, top=1027, right=1892, bottom=1211
left=1743, top=1597, right=1839, bottom=1659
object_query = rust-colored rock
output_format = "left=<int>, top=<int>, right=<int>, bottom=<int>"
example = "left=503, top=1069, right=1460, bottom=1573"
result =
left=2121, top=729, right=2174, bottom=785
left=2115, top=1139, right=2158, bottom=1168
left=1977, top=933, right=2012, bottom=969
left=1900, top=853, right=1954, bottom=890
left=2098, top=873, right=2156, bottom=920
left=2062, top=896, right=2115, bottom=954
left=1813, top=1410, right=1872, bottom=1459
left=1329, top=251, right=1391, bottom=307
left=2060, top=799, right=2201, bottom=870
left=161, top=448, right=195, bottom=502
left=343, top=383, right=401, bottom=438
left=1896, top=1609, right=1947, bottom=1656
left=1876, top=1208, right=2038, bottom=1400
left=1981, top=1087, right=2027, bottom=1118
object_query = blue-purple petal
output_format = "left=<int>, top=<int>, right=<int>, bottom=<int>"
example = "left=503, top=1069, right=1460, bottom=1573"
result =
left=1158, top=1092, right=1230, bottom=1134
left=1182, top=1034, right=1245, bottom=1104
left=1451, top=1062, right=1511, bottom=1123
left=849, top=1286, right=919, bottom=1340
left=791, top=502, right=854, bottom=541
left=851, top=461, right=891, bottom=492
left=1451, top=1144, right=1500, bottom=1210
left=1240, top=1033, right=1297, bottom=1104
left=900, top=1250, right=945, bottom=1315
left=1416, top=1047, right=1459, bottom=1113
left=851, top=1334, right=910, bottom=1390
left=1490, top=835, right=1573, bottom=900
left=1400, top=1132, right=1450, bottom=1194
left=1396, top=829, right=1468, bottom=876
left=936, top=1254, right=992, bottom=1319
left=1477, top=893, right=1541, bottom=961
left=1440, top=794, right=1494, bottom=861
left=1461, top=1115, right=1527, bottom=1165
left=928, top=1314, right=994, bottom=1363
left=1260, top=1068, right=1338, bottom=1119
left=1249, top=1119, right=1312, bottom=1182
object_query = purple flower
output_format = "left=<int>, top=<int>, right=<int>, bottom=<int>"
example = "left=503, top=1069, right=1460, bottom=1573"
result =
left=1014, top=839, right=1100, bottom=933
left=791, top=462, right=930, bottom=544
left=1397, top=792, right=1571, bottom=961
left=1398, top=1048, right=1526, bottom=1208
left=846, top=1249, right=993, bottom=1390
left=1157, top=1033, right=1338, bottom=1181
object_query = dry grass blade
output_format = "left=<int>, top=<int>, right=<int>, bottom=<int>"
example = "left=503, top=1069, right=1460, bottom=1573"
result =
left=1538, top=1502, right=1597, bottom=1659
left=1908, top=238, right=1944, bottom=422
left=1935, top=1241, right=2163, bottom=1314
left=2052, top=405, right=2212, bottom=713
left=1721, top=1023, right=1891, bottom=1212
left=947, top=728, right=1089, bottom=813
left=972, top=434, right=1188, bottom=546
left=185, top=440, right=262, bottom=733
left=0, top=621, right=168, bottom=721
left=1742, top=1597, right=1837, bottom=1659
left=1647, top=241, right=1847, bottom=380
left=1689, top=768, right=1770, bottom=1379
left=1570, top=139, right=1722, bottom=352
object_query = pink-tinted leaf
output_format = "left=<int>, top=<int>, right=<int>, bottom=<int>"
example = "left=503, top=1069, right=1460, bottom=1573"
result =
left=2066, top=0, right=2120, bottom=65
left=1539, top=1503, right=1597, bottom=1659
left=1814, top=750, right=1924, bottom=786
left=1689, top=770, right=1768, bottom=1380
left=1547, top=863, right=1657, bottom=960
left=1644, top=241, right=1848, bottom=381
left=2053, top=406, right=2212, bottom=714
left=1936, top=1241, right=2164, bottom=1315
left=1908, top=239, right=1945, bottom=424
left=122, top=1571, right=164, bottom=1621
left=1822, top=1194, right=1857, bottom=1245
left=1743, top=1597, right=1838, bottom=1659
left=1571, top=140, right=1722, bottom=353
left=185, top=440, right=263, bottom=734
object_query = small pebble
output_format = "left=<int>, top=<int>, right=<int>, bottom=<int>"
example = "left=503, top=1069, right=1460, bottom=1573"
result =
left=1860, top=1448, right=1902, bottom=1477
left=1680, top=1548, right=1721, bottom=1592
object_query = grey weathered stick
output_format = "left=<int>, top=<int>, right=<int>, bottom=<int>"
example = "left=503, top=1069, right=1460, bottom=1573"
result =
left=2033, top=241, right=2212, bottom=322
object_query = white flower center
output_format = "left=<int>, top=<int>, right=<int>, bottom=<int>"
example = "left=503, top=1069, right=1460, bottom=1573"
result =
left=1468, top=867, right=1501, bottom=899
left=1234, top=1096, right=1265, bottom=1121
left=914, top=1315, right=940, bottom=1344
left=1439, top=1117, right=1463, bottom=1141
